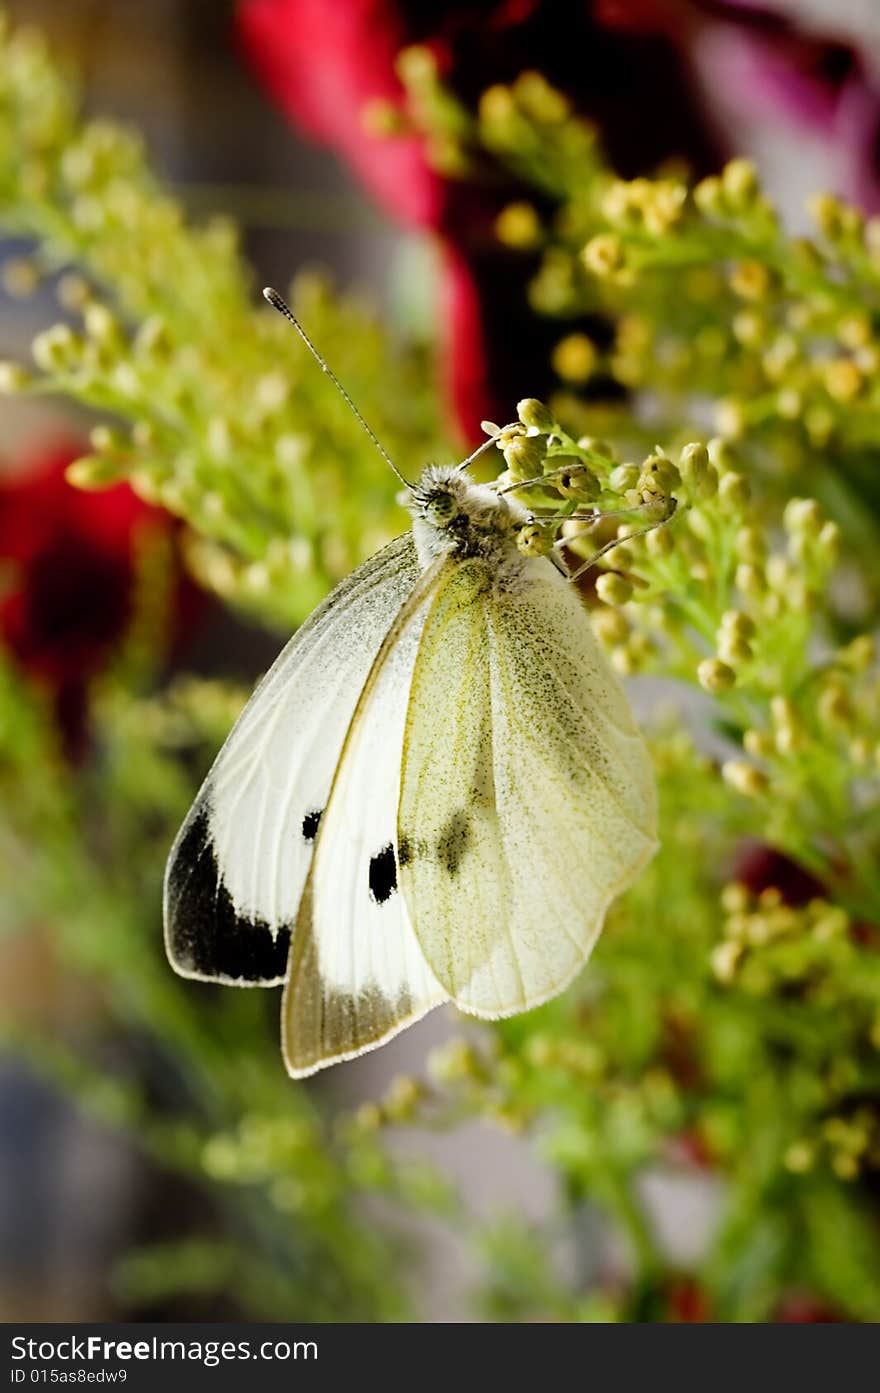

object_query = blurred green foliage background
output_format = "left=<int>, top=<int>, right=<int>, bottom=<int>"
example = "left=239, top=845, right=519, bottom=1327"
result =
left=1, top=2, right=880, bottom=1323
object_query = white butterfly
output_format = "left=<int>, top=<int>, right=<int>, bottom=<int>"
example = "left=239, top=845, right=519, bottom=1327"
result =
left=164, top=288, right=658, bottom=1078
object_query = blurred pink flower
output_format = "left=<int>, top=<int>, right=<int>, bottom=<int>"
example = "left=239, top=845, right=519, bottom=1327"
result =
left=697, top=3, right=880, bottom=211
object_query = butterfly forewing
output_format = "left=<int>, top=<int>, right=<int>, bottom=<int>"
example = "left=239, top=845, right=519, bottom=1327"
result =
left=164, top=534, right=420, bottom=985
left=283, top=562, right=449, bottom=1076
left=397, top=557, right=658, bottom=1016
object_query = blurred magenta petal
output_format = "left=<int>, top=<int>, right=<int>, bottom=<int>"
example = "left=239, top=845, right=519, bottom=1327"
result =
left=238, top=0, right=444, bottom=227
left=700, top=6, right=880, bottom=209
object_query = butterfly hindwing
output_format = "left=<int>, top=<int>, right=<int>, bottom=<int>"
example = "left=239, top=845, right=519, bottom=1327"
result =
left=164, top=534, right=420, bottom=985
left=397, top=556, right=658, bottom=1017
left=283, top=563, right=449, bottom=1077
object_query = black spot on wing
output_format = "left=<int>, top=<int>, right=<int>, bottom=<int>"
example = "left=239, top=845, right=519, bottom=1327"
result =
left=368, top=843, right=397, bottom=905
left=437, top=810, right=470, bottom=877
left=166, top=806, right=290, bottom=983
left=301, top=809, right=323, bottom=842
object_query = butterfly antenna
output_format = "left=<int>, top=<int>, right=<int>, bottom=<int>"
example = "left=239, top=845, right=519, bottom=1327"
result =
left=263, top=287, right=412, bottom=489
left=454, top=430, right=503, bottom=474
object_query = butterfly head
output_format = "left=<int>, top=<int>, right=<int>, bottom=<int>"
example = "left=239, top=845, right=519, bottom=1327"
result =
left=408, top=464, right=525, bottom=572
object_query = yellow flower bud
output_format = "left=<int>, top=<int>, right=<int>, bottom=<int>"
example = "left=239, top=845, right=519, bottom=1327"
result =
left=838, top=312, right=871, bottom=349
left=516, top=397, right=554, bottom=432
left=555, top=461, right=600, bottom=502
left=693, top=175, right=726, bottom=218
left=722, top=760, right=768, bottom=796
left=595, top=572, right=633, bottom=606
left=732, top=309, right=766, bottom=347
left=817, top=520, right=840, bottom=560
left=609, top=463, right=640, bottom=494
left=721, top=610, right=756, bottom=638
left=503, top=433, right=545, bottom=479
left=840, top=634, right=874, bottom=671
left=744, top=728, right=774, bottom=759
left=0, top=361, right=29, bottom=392
left=717, top=632, right=753, bottom=666
left=711, top=939, right=743, bottom=983
left=515, top=523, right=553, bottom=558
left=645, top=524, right=673, bottom=557
left=698, top=658, right=736, bottom=693
left=722, top=158, right=759, bottom=208
left=396, top=44, right=437, bottom=85
left=730, top=259, right=772, bottom=301
left=32, top=324, right=80, bottom=373
left=714, top=399, right=747, bottom=440
left=721, top=882, right=750, bottom=914
left=824, top=358, right=863, bottom=402
left=552, top=333, right=597, bottom=383
left=591, top=606, right=629, bottom=645
left=784, top=1141, right=816, bottom=1174
left=735, top=563, right=764, bottom=597
left=783, top=497, right=823, bottom=537
left=582, top=232, right=627, bottom=278
left=718, top=471, right=750, bottom=510
left=818, top=682, right=852, bottom=729
left=496, top=201, right=542, bottom=250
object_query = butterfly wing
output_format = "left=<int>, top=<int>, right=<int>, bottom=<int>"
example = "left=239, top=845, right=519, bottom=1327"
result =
left=283, top=562, right=449, bottom=1077
left=164, top=533, right=420, bottom=985
left=397, top=557, right=658, bottom=1016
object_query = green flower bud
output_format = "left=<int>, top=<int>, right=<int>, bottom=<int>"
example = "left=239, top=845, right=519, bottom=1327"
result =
left=645, top=524, right=673, bottom=557
left=591, top=606, right=629, bottom=645
left=640, top=451, right=680, bottom=493
left=735, top=563, right=763, bottom=598
left=609, top=462, right=640, bottom=494
left=734, top=526, right=763, bottom=564
left=697, top=657, right=736, bottom=693
left=721, top=158, right=759, bottom=208
left=515, top=523, right=553, bottom=558
left=552, top=332, right=597, bottom=383
left=516, top=397, right=554, bottom=432
left=720, top=609, right=756, bottom=639
left=576, top=436, right=615, bottom=460
left=715, top=399, right=746, bottom=440
left=582, top=232, right=627, bottom=279
left=503, top=432, right=546, bottom=479
left=83, top=302, right=120, bottom=344
left=840, top=634, right=875, bottom=671
left=744, top=729, right=774, bottom=759
left=730, top=259, right=773, bottom=301
left=693, top=175, right=725, bottom=218
left=0, top=361, right=30, bottom=392
left=817, top=520, right=840, bottom=561
left=595, top=572, right=633, bottom=606
left=722, top=759, right=768, bottom=797
left=496, top=201, right=542, bottom=250
left=783, top=497, right=823, bottom=537
left=554, top=460, right=600, bottom=502
left=32, top=324, right=80, bottom=372
left=717, top=632, right=753, bottom=666
left=711, top=939, right=743, bottom=983
left=678, top=442, right=716, bottom=499
left=65, top=455, right=127, bottom=489
left=719, top=471, right=750, bottom=511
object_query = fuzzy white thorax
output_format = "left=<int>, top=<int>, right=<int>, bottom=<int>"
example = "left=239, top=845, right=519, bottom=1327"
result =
left=407, top=465, right=531, bottom=587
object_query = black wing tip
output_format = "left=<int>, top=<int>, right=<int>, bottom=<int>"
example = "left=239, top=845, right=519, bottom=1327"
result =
left=165, top=805, right=291, bottom=984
